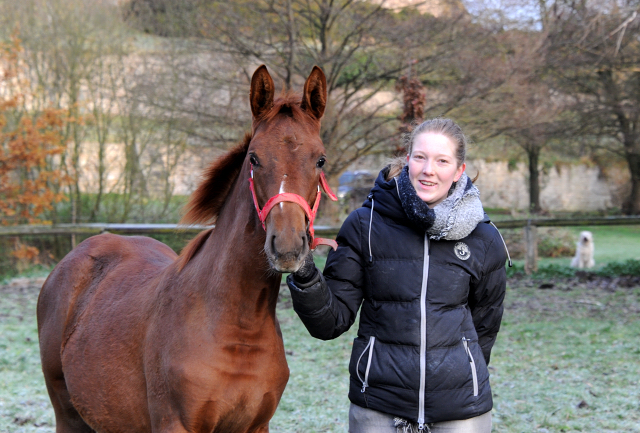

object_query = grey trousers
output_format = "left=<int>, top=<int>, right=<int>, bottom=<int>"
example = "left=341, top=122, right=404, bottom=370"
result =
left=348, top=403, right=492, bottom=433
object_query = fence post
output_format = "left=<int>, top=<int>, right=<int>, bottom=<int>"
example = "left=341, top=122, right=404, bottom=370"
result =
left=524, top=219, right=538, bottom=275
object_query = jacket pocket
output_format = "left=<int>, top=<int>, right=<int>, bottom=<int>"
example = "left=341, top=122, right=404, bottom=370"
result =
left=462, top=337, right=479, bottom=397
left=356, top=336, right=376, bottom=393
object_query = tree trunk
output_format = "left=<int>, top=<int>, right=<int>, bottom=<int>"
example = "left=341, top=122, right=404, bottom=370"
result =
left=527, top=146, right=542, bottom=214
left=627, top=151, right=640, bottom=215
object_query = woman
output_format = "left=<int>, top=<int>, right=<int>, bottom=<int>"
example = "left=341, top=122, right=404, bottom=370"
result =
left=288, top=118, right=509, bottom=433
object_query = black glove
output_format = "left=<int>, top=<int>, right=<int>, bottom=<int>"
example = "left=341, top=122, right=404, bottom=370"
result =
left=291, top=252, right=319, bottom=285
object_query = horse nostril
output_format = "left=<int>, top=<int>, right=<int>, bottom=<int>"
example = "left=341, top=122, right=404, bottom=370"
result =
left=270, top=235, right=277, bottom=254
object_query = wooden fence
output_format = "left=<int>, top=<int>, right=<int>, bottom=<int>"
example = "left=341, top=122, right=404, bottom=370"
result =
left=1, top=217, right=640, bottom=273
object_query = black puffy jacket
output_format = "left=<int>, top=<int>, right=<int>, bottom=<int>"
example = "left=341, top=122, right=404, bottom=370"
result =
left=287, top=168, right=507, bottom=426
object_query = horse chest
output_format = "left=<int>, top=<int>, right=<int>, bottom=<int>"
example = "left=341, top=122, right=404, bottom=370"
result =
left=148, top=341, right=289, bottom=433
left=168, top=338, right=288, bottom=391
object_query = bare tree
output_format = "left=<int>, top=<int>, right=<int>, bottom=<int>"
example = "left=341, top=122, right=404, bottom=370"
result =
left=1, top=0, right=130, bottom=223
left=125, top=0, right=499, bottom=181
left=545, top=0, right=640, bottom=214
left=472, top=29, right=568, bottom=214
left=1, top=0, right=191, bottom=223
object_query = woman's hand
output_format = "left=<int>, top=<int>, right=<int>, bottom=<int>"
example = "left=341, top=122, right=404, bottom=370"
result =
left=291, top=252, right=318, bottom=284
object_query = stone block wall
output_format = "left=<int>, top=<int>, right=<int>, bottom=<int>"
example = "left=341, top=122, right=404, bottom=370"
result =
left=466, top=160, right=629, bottom=212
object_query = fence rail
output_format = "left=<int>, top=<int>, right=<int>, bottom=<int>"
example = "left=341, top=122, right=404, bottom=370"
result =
left=490, top=216, right=640, bottom=229
left=2, top=216, right=640, bottom=236
left=2, top=217, right=640, bottom=273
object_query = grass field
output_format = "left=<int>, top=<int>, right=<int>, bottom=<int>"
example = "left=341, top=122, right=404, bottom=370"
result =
left=1, top=274, right=639, bottom=432
left=1, top=224, right=639, bottom=432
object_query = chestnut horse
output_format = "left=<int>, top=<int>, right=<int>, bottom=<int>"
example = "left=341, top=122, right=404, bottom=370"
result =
left=37, top=65, right=335, bottom=433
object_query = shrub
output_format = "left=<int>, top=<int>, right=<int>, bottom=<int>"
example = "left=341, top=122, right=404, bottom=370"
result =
left=594, top=259, right=640, bottom=277
left=501, top=227, right=576, bottom=260
left=506, top=262, right=576, bottom=279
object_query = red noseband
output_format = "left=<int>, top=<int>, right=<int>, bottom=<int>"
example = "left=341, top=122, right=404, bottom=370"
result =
left=249, top=165, right=338, bottom=250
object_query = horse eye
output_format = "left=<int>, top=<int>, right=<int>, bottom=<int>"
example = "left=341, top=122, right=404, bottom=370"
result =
left=316, top=157, right=326, bottom=168
left=249, top=154, right=259, bottom=166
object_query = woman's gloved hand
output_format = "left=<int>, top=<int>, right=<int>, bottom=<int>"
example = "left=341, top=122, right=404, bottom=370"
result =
left=291, top=252, right=319, bottom=285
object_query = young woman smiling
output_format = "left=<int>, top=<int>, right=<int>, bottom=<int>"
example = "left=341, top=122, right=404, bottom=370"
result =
left=288, top=118, right=509, bottom=433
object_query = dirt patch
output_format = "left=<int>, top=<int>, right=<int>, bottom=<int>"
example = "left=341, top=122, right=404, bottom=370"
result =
left=505, top=276, right=640, bottom=323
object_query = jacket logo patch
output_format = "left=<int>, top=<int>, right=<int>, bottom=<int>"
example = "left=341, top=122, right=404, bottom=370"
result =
left=454, top=242, right=470, bottom=261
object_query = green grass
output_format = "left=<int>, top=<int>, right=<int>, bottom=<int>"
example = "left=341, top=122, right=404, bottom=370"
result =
left=272, top=305, right=356, bottom=432
left=2, top=269, right=639, bottom=432
left=490, top=283, right=640, bottom=432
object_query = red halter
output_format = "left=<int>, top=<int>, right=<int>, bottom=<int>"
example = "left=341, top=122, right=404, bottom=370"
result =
left=248, top=165, right=338, bottom=250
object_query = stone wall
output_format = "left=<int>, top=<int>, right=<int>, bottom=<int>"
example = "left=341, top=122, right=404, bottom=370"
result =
left=77, top=141, right=630, bottom=213
left=464, top=160, right=629, bottom=212
left=347, top=155, right=630, bottom=213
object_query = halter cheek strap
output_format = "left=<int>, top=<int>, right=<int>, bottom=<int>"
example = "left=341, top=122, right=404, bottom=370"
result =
left=249, top=165, right=338, bottom=250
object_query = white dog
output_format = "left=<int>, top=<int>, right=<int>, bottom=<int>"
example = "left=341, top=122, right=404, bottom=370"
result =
left=570, top=231, right=595, bottom=269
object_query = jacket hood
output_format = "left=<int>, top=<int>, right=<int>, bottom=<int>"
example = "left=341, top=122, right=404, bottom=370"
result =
left=362, top=166, right=408, bottom=224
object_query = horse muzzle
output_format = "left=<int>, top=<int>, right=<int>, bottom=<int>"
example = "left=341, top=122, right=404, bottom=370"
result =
left=263, top=205, right=310, bottom=273
left=249, top=168, right=337, bottom=273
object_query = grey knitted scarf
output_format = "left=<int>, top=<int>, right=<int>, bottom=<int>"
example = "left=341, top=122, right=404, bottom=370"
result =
left=396, top=165, right=484, bottom=241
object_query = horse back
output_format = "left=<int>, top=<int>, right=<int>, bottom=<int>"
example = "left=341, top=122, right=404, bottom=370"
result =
left=38, top=233, right=176, bottom=345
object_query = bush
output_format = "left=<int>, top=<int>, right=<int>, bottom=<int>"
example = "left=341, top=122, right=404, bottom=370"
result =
left=501, top=227, right=576, bottom=260
left=506, top=262, right=576, bottom=279
left=594, top=259, right=640, bottom=277
left=506, top=259, right=640, bottom=280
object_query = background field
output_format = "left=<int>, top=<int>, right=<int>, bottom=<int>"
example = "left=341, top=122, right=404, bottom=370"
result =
left=1, top=225, right=639, bottom=432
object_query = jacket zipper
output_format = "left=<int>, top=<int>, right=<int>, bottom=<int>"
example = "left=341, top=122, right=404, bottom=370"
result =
left=462, top=337, right=479, bottom=397
left=357, top=336, right=376, bottom=392
left=418, top=236, right=430, bottom=430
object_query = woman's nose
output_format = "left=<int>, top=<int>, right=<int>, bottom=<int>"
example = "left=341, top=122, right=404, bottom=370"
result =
left=422, top=159, right=435, bottom=174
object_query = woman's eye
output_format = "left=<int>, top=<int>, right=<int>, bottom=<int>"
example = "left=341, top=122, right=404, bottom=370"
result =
left=249, top=154, right=259, bottom=166
left=316, top=157, right=326, bottom=168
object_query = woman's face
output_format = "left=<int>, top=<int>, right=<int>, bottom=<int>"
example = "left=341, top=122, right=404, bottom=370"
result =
left=406, top=133, right=466, bottom=206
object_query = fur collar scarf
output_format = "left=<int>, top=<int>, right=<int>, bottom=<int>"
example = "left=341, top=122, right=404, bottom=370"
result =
left=396, top=165, right=485, bottom=241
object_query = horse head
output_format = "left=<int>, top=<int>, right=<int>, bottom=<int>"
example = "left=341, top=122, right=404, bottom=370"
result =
left=248, top=65, right=332, bottom=273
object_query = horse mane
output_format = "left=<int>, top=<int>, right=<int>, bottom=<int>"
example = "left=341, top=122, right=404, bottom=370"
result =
left=175, top=133, right=251, bottom=272
left=175, top=228, right=213, bottom=272
left=180, top=133, right=252, bottom=226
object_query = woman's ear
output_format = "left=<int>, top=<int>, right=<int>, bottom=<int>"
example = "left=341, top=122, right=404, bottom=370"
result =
left=454, top=162, right=466, bottom=182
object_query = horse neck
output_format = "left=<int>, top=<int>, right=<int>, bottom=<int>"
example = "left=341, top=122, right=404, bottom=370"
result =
left=186, top=164, right=280, bottom=318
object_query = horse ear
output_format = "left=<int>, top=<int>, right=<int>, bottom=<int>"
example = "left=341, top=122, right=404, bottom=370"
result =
left=250, top=65, right=275, bottom=119
left=301, top=66, right=327, bottom=120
